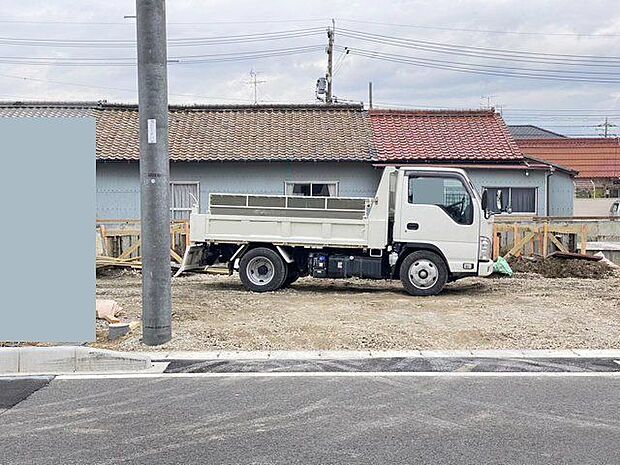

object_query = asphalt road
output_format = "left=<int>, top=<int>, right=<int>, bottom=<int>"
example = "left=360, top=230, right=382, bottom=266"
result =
left=0, top=375, right=618, bottom=464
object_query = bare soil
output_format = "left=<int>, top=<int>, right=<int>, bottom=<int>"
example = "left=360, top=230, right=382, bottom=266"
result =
left=93, top=269, right=620, bottom=352
left=508, top=256, right=615, bottom=279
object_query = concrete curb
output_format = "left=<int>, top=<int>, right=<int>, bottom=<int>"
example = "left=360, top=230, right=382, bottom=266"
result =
left=144, top=349, right=620, bottom=361
left=0, top=347, right=153, bottom=375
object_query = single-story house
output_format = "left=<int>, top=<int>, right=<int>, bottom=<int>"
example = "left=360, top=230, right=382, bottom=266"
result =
left=517, top=138, right=620, bottom=199
left=0, top=101, right=576, bottom=218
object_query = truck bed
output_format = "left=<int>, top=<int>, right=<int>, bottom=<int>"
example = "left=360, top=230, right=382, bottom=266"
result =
left=189, top=193, right=374, bottom=248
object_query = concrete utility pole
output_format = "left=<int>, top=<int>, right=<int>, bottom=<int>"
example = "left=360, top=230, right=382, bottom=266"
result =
left=325, top=19, right=335, bottom=104
left=136, top=0, right=172, bottom=346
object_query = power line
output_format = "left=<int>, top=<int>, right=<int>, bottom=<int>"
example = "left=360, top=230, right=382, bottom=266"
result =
left=2, top=16, right=618, bottom=38
left=0, top=17, right=329, bottom=25
left=0, top=28, right=326, bottom=48
left=0, top=45, right=325, bottom=66
left=344, top=48, right=620, bottom=83
left=337, top=18, right=620, bottom=38
left=0, top=72, right=295, bottom=103
left=341, top=46, right=620, bottom=77
left=338, top=29, right=620, bottom=65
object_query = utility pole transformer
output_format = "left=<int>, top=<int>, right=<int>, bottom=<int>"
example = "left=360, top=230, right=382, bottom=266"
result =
left=325, top=19, right=335, bottom=104
left=136, top=0, right=172, bottom=346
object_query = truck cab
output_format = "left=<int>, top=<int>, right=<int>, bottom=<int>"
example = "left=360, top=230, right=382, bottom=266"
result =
left=391, top=167, right=495, bottom=291
left=179, top=166, right=496, bottom=296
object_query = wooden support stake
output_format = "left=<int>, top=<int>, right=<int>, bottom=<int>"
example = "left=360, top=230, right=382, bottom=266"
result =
left=542, top=223, right=549, bottom=257
left=547, top=233, right=569, bottom=253
left=117, top=239, right=142, bottom=260
left=513, top=223, right=520, bottom=257
left=505, top=231, right=536, bottom=258
left=170, top=249, right=183, bottom=264
left=580, top=224, right=588, bottom=255
left=492, top=224, right=500, bottom=260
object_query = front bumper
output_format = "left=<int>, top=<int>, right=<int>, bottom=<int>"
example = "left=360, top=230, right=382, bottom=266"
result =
left=478, top=260, right=494, bottom=277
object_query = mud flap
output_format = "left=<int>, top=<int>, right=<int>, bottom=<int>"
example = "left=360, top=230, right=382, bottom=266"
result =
left=174, top=244, right=208, bottom=277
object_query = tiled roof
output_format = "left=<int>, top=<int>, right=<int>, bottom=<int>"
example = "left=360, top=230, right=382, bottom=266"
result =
left=0, top=102, right=95, bottom=118
left=508, top=125, right=566, bottom=140
left=517, top=138, right=620, bottom=179
left=370, top=109, right=523, bottom=161
left=0, top=102, right=526, bottom=164
left=0, top=101, right=373, bottom=162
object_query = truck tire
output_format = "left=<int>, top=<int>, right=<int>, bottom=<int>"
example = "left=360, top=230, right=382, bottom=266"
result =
left=281, top=264, right=300, bottom=288
left=399, top=250, right=448, bottom=296
left=239, top=247, right=287, bottom=292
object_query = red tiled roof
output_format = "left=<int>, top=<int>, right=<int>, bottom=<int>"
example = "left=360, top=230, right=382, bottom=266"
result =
left=370, top=109, right=523, bottom=161
left=517, top=138, right=620, bottom=179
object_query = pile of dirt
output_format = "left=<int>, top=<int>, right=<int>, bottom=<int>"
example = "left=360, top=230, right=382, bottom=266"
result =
left=508, top=256, right=615, bottom=279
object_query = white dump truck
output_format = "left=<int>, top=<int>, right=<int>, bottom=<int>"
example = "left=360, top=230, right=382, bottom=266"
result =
left=178, top=166, right=502, bottom=296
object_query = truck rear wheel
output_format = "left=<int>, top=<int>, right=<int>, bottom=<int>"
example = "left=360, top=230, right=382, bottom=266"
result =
left=281, top=264, right=300, bottom=288
left=400, top=250, right=448, bottom=296
left=239, top=247, right=287, bottom=292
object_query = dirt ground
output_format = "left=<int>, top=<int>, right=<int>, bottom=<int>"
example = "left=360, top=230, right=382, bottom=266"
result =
left=93, top=268, right=620, bottom=352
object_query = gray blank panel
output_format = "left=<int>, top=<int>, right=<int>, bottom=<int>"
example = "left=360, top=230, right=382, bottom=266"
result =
left=0, top=118, right=96, bottom=342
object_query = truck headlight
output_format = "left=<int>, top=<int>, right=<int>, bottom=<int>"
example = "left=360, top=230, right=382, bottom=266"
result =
left=479, top=236, right=492, bottom=261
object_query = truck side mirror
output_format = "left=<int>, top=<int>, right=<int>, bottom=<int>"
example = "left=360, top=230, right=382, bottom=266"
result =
left=481, top=189, right=489, bottom=212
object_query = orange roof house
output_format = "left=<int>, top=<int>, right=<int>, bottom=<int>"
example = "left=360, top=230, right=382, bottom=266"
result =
left=517, top=138, right=620, bottom=194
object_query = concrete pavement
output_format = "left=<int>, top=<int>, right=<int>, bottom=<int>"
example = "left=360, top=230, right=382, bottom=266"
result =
left=0, top=374, right=618, bottom=464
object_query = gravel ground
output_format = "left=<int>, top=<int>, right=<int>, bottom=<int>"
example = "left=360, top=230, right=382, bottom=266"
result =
left=93, top=270, right=620, bottom=352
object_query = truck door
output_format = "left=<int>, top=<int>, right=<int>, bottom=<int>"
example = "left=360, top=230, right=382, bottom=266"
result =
left=394, top=171, right=479, bottom=273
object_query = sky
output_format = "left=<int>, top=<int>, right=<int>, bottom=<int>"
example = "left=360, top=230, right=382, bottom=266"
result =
left=1, top=0, right=620, bottom=136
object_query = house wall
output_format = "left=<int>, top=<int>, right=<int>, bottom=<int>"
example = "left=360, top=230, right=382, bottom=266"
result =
left=96, top=161, right=383, bottom=219
left=547, top=171, right=575, bottom=216
left=96, top=161, right=572, bottom=219
left=466, top=169, right=548, bottom=216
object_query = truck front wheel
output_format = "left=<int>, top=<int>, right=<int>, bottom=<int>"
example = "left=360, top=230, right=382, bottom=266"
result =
left=239, top=247, right=287, bottom=292
left=399, top=250, right=448, bottom=296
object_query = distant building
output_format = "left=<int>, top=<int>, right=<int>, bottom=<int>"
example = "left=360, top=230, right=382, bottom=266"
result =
left=517, top=138, right=620, bottom=198
left=508, top=125, right=566, bottom=140
left=0, top=101, right=575, bottom=218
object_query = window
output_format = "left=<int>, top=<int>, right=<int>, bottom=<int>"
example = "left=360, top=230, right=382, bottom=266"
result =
left=408, top=176, right=473, bottom=225
left=484, top=187, right=537, bottom=214
left=285, top=182, right=338, bottom=197
left=170, top=182, right=199, bottom=220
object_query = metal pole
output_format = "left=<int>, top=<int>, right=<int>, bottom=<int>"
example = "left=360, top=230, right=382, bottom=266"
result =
left=368, top=81, right=373, bottom=109
left=136, top=0, right=172, bottom=346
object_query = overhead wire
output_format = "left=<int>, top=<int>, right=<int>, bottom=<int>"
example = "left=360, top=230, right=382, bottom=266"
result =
left=0, top=45, right=325, bottom=66
left=337, top=29, right=620, bottom=66
left=336, top=18, right=620, bottom=38
left=343, top=49, right=620, bottom=83
left=0, top=28, right=326, bottom=48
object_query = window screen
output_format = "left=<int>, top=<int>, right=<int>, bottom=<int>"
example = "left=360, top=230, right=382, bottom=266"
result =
left=285, top=182, right=338, bottom=197
left=484, top=187, right=536, bottom=214
left=408, top=176, right=473, bottom=225
left=170, top=182, right=199, bottom=220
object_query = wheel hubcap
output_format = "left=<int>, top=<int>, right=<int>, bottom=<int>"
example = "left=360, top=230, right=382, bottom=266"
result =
left=408, top=259, right=438, bottom=289
left=247, top=256, right=275, bottom=286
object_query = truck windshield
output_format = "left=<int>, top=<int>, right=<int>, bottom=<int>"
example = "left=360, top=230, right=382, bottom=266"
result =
left=408, top=176, right=474, bottom=225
